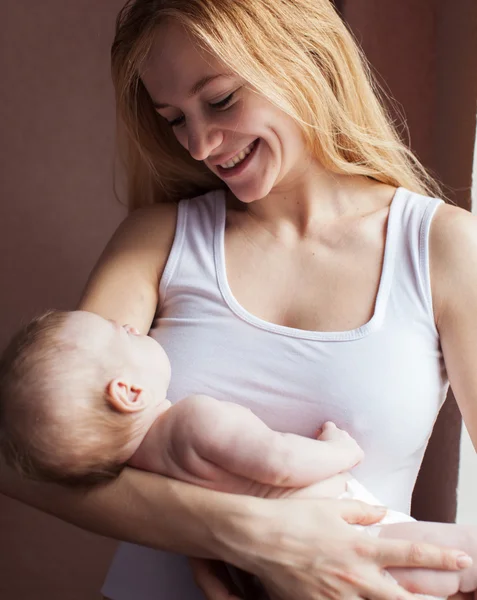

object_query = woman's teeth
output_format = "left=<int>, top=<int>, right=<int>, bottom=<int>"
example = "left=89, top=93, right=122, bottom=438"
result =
left=220, top=140, right=256, bottom=169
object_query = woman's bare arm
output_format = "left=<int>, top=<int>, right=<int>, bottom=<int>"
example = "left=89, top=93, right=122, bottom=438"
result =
left=0, top=452, right=248, bottom=559
left=1, top=452, right=467, bottom=600
left=430, top=204, right=477, bottom=448
left=78, top=203, right=177, bottom=333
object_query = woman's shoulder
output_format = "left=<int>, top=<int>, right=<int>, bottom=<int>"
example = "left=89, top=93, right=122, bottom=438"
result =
left=109, top=202, right=179, bottom=267
left=125, top=201, right=178, bottom=230
left=430, top=201, right=477, bottom=264
left=428, top=200, right=477, bottom=323
left=115, top=188, right=221, bottom=259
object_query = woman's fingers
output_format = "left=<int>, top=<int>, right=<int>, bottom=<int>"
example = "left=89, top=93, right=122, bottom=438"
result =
left=370, top=537, right=472, bottom=571
left=354, top=568, right=427, bottom=600
left=337, top=500, right=471, bottom=571
left=188, top=558, right=242, bottom=600
left=245, top=497, right=472, bottom=600
left=336, top=498, right=388, bottom=526
left=323, top=562, right=443, bottom=600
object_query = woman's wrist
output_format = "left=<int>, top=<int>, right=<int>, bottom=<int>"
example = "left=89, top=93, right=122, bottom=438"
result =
left=206, top=492, right=281, bottom=574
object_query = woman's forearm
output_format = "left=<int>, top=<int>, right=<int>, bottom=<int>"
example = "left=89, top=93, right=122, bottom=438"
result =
left=2, top=456, right=472, bottom=600
left=0, top=458, right=261, bottom=564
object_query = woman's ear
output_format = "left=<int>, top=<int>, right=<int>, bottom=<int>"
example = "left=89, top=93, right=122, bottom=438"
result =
left=106, top=378, right=148, bottom=414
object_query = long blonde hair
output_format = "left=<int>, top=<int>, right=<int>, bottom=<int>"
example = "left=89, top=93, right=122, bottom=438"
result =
left=111, top=0, right=442, bottom=211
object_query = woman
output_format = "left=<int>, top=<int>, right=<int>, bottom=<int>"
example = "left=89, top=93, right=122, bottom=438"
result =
left=1, top=0, right=476, bottom=599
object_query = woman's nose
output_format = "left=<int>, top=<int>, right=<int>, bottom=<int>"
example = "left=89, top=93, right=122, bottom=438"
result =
left=187, top=118, right=223, bottom=162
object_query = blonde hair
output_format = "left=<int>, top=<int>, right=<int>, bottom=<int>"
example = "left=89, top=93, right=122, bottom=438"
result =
left=111, top=0, right=443, bottom=211
left=0, top=310, right=138, bottom=487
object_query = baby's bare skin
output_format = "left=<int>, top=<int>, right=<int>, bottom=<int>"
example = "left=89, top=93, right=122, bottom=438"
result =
left=130, top=394, right=362, bottom=497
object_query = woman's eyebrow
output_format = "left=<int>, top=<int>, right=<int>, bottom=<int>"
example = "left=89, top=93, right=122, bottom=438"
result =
left=152, top=74, right=228, bottom=109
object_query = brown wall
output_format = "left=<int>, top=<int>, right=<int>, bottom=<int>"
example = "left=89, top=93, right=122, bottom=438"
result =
left=342, top=0, right=477, bottom=210
left=0, top=1, right=125, bottom=598
left=1, top=1, right=476, bottom=598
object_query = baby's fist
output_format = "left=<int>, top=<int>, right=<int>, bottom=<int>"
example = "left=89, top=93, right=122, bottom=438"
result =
left=317, top=421, right=343, bottom=441
left=318, top=422, right=364, bottom=463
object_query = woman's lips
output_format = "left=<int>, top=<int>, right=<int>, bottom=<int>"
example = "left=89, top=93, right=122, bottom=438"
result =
left=216, top=139, right=260, bottom=179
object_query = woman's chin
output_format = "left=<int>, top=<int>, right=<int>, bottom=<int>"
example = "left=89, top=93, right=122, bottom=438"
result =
left=227, top=182, right=271, bottom=205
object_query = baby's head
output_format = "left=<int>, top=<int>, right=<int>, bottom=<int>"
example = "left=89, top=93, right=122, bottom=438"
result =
left=0, top=310, right=171, bottom=486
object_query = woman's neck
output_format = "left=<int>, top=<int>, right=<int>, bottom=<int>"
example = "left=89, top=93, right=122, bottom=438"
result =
left=229, top=172, right=392, bottom=239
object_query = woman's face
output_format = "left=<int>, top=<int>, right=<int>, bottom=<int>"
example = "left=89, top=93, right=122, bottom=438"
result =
left=141, top=20, right=313, bottom=203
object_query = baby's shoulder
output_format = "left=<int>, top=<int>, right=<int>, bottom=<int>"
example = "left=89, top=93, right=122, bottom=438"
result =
left=171, top=395, right=244, bottom=434
left=175, top=394, right=223, bottom=417
left=166, top=395, right=226, bottom=448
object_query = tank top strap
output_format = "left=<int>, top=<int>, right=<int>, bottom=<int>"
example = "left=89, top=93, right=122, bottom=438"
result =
left=386, top=188, right=443, bottom=330
left=159, top=191, right=221, bottom=310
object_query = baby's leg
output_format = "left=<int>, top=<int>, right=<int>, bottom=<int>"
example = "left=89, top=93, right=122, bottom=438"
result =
left=379, top=522, right=477, bottom=597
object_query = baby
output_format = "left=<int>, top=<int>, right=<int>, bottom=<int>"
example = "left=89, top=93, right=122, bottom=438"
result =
left=0, top=309, right=476, bottom=600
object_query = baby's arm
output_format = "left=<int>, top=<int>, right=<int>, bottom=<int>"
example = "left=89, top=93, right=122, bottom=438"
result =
left=178, top=395, right=363, bottom=489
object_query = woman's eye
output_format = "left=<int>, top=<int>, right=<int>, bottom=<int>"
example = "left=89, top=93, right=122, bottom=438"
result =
left=167, top=115, right=185, bottom=128
left=209, top=91, right=235, bottom=109
left=165, top=91, right=236, bottom=128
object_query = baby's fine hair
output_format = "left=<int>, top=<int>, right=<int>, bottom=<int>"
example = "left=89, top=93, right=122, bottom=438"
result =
left=0, top=310, right=132, bottom=487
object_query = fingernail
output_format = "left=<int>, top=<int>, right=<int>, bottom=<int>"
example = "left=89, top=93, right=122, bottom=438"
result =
left=457, top=554, right=473, bottom=569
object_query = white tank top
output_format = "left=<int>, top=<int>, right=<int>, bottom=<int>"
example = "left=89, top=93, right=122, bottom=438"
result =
left=102, top=186, right=449, bottom=600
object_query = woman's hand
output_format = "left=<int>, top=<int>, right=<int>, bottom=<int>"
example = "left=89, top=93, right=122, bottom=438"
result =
left=216, top=497, right=471, bottom=600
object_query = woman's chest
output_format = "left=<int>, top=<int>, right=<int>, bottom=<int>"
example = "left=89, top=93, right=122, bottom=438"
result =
left=223, top=217, right=387, bottom=333
left=150, top=311, right=444, bottom=466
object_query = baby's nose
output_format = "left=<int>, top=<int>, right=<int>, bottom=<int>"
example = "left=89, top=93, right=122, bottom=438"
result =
left=123, top=324, right=140, bottom=335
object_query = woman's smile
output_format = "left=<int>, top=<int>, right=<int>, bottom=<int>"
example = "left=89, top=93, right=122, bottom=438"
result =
left=215, top=138, right=260, bottom=178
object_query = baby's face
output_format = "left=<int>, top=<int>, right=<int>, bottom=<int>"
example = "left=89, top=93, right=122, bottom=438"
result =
left=59, top=311, right=171, bottom=408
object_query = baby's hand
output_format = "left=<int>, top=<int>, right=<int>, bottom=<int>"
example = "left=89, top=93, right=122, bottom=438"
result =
left=317, top=422, right=364, bottom=464
left=317, top=421, right=348, bottom=442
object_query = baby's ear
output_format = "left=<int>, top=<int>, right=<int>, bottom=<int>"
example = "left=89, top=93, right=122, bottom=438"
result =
left=106, top=378, right=148, bottom=414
